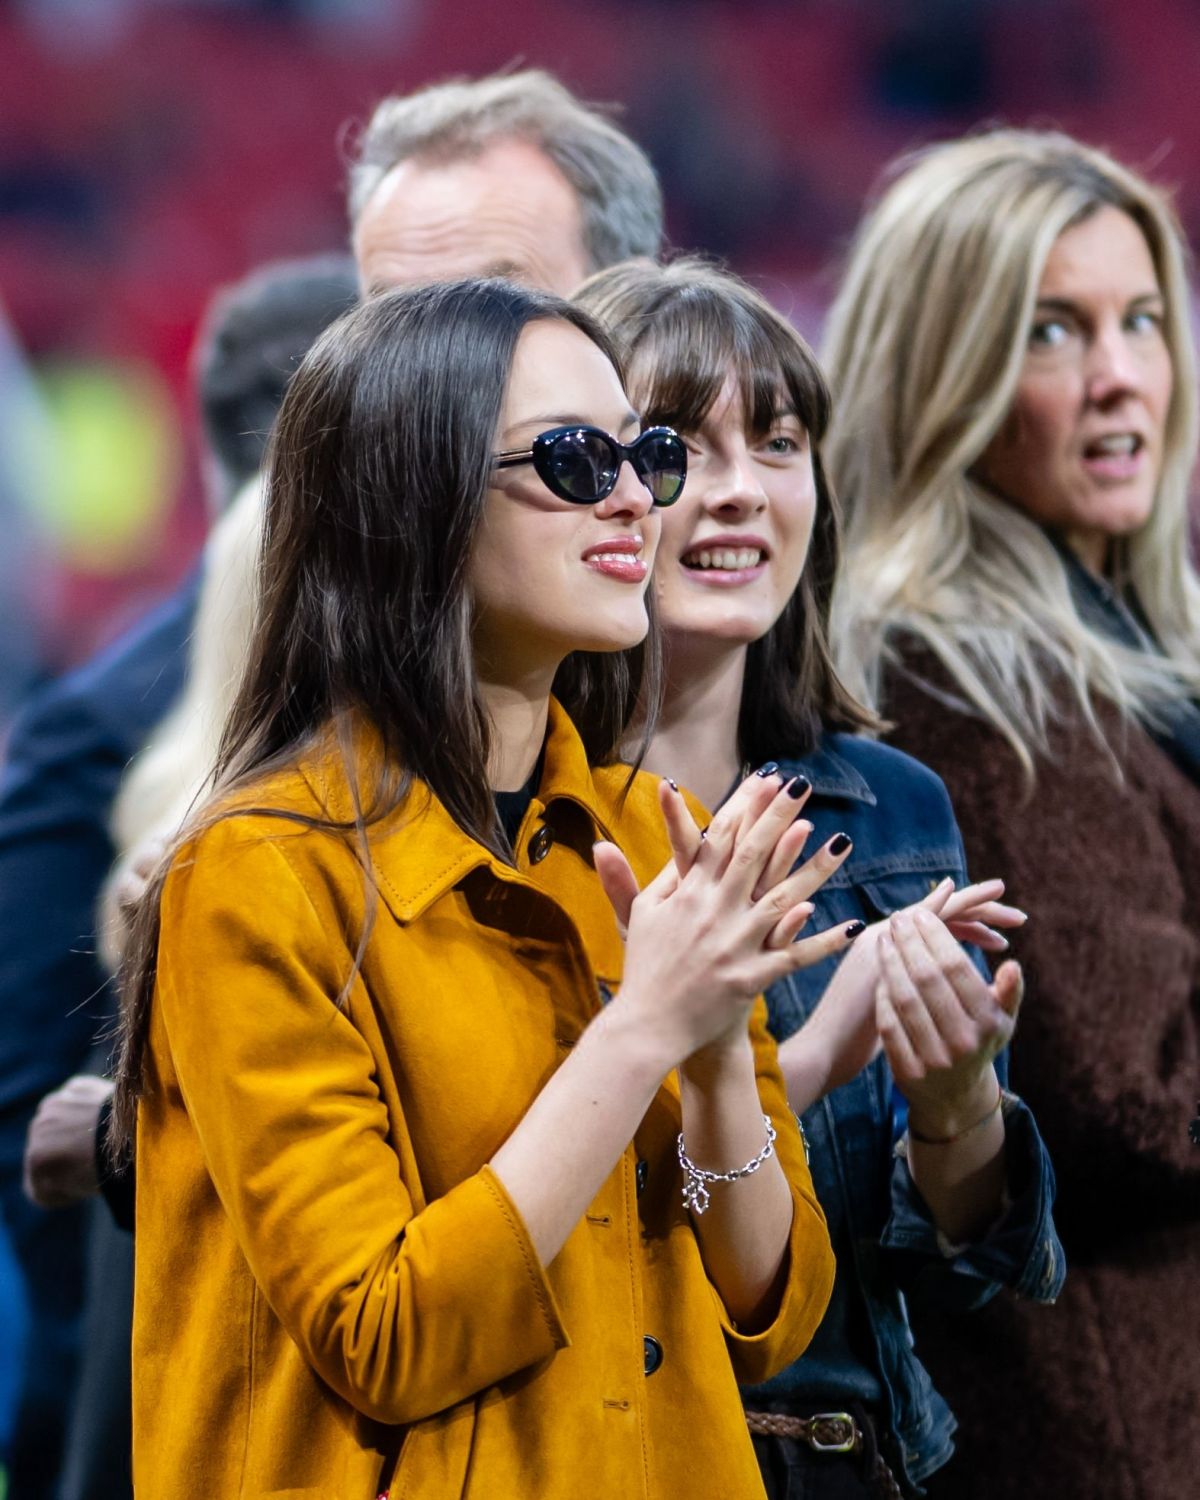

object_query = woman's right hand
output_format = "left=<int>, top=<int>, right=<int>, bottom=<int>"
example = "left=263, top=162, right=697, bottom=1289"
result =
left=777, top=879, right=1026, bottom=1110
left=608, top=771, right=859, bottom=1065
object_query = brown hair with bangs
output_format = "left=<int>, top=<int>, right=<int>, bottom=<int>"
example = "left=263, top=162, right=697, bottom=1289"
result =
left=576, top=256, right=878, bottom=761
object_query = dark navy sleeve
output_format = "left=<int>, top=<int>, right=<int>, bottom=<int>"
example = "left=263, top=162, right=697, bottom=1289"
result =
left=880, top=1094, right=1065, bottom=1311
left=0, top=578, right=197, bottom=1190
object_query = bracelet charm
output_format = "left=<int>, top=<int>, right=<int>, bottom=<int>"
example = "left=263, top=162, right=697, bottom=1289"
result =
left=677, top=1114, right=777, bottom=1216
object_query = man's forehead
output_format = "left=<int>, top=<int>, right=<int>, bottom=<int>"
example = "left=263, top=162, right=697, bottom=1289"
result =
left=352, top=137, right=589, bottom=297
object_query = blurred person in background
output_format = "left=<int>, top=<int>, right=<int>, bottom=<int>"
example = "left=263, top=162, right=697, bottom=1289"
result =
left=0, top=303, right=58, bottom=738
left=347, top=67, right=662, bottom=298
left=578, top=256, right=1062, bottom=1500
left=6, top=253, right=359, bottom=1500
left=824, top=129, right=1200, bottom=1499
left=15, top=65, right=665, bottom=1496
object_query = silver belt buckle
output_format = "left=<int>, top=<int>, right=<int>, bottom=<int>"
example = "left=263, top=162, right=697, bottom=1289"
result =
left=809, top=1412, right=857, bottom=1453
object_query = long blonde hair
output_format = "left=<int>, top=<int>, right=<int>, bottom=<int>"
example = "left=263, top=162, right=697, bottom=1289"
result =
left=824, top=128, right=1200, bottom=775
left=97, top=475, right=264, bottom=974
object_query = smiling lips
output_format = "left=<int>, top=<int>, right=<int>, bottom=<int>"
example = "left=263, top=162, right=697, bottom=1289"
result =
left=679, top=535, right=770, bottom=584
left=581, top=535, right=647, bottom=583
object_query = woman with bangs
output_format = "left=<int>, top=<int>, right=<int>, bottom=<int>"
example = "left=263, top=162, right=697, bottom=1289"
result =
left=576, top=257, right=1062, bottom=1500
left=823, top=131, right=1200, bottom=1499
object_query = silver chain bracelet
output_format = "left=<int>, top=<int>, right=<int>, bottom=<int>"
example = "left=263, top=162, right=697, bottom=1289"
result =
left=677, top=1114, right=777, bottom=1216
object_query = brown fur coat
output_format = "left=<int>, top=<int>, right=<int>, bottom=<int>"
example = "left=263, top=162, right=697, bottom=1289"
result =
left=882, top=649, right=1200, bottom=1500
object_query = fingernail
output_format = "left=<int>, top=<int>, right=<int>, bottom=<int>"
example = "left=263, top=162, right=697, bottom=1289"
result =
left=665, top=777, right=679, bottom=792
left=786, top=775, right=810, bottom=799
left=755, top=762, right=780, bottom=778
left=829, top=832, right=852, bottom=855
left=844, top=920, right=866, bottom=940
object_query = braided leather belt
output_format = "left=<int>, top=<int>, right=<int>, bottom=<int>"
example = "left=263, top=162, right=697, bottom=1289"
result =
left=744, top=1409, right=906, bottom=1499
left=746, top=1408, right=859, bottom=1450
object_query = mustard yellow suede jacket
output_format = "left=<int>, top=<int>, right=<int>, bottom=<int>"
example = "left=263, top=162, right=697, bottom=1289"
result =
left=133, top=700, right=834, bottom=1498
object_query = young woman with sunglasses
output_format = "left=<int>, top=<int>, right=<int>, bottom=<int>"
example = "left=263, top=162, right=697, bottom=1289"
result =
left=576, top=259, right=1063, bottom=1500
left=109, top=278, right=847, bottom=1499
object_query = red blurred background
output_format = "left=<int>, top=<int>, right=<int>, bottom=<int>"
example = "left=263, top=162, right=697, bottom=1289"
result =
left=2, top=0, right=1199, bottom=703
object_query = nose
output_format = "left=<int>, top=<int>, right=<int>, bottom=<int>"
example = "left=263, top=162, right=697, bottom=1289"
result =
left=703, top=447, right=768, bottom=519
left=1086, top=322, right=1144, bottom=406
left=594, top=459, right=655, bottom=519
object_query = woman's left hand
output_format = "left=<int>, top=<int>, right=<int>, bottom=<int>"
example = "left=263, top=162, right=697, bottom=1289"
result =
left=877, top=908, right=1024, bottom=1138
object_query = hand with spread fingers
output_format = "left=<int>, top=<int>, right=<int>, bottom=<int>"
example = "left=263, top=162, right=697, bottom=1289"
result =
left=595, top=768, right=862, bottom=1064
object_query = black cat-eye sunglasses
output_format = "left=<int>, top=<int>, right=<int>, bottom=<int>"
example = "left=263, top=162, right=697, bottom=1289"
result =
left=493, top=424, right=687, bottom=507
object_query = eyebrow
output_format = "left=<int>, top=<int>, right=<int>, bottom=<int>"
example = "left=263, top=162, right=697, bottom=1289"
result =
left=502, top=410, right=641, bottom=440
left=1034, top=291, right=1164, bottom=314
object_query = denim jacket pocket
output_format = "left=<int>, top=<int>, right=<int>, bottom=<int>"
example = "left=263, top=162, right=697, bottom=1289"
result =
left=856, top=862, right=964, bottom=923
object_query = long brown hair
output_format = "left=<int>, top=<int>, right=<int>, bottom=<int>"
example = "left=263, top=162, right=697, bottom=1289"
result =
left=576, top=256, right=878, bottom=761
left=110, top=277, right=658, bottom=1152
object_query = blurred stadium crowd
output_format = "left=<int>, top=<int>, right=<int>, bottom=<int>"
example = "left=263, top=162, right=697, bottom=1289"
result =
left=3, top=0, right=1200, bottom=1493
left=3, top=0, right=1200, bottom=722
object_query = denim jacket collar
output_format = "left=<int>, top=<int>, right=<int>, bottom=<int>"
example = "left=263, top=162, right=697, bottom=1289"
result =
left=789, top=740, right=878, bottom=807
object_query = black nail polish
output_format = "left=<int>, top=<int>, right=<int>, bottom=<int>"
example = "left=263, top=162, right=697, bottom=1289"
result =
left=665, top=778, right=679, bottom=792
left=755, top=761, right=780, bottom=778
left=829, top=832, right=852, bottom=855
left=786, top=775, right=810, bottom=799
left=844, top=920, right=866, bottom=940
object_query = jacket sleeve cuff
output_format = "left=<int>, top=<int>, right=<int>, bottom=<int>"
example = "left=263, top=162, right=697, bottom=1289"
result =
left=313, top=1164, right=571, bottom=1424
left=880, top=1093, right=1065, bottom=1307
left=713, top=1116, right=836, bottom=1386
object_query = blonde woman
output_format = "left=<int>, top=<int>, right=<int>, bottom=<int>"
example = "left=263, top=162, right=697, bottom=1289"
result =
left=825, top=129, right=1200, bottom=1500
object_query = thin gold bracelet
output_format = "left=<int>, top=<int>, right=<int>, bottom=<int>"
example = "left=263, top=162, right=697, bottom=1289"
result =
left=907, top=1081, right=1003, bottom=1146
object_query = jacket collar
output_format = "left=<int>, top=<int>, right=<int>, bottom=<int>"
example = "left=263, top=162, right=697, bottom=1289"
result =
left=304, top=699, right=616, bottom=925
left=787, top=738, right=877, bottom=807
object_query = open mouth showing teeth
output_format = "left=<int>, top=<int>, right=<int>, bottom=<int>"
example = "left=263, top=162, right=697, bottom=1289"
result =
left=682, top=548, right=765, bottom=571
left=1085, top=434, right=1142, bottom=458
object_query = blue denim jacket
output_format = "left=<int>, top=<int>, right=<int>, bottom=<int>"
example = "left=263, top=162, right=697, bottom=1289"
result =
left=742, top=734, right=1065, bottom=1492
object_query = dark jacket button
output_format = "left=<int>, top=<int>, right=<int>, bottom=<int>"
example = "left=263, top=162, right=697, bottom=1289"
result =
left=635, top=1159, right=649, bottom=1195
left=643, top=1335, right=663, bottom=1376
left=528, top=825, right=554, bottom=864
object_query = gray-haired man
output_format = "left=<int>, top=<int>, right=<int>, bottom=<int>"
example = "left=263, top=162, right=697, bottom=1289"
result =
left=349, top=68, right=664, bottom=295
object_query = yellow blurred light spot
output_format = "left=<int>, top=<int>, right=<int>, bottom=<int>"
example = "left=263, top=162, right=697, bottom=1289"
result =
left=34, top=360, right=181, bottom=572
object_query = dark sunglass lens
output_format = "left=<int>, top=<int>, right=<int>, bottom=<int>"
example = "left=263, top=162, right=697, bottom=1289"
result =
left=548, top=430, right=618, bottom=502
left=633, top=432, right=687, bottom=505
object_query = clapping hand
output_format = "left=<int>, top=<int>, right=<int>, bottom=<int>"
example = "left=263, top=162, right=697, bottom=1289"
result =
left=778, top=878, right=1025, bottom=1109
